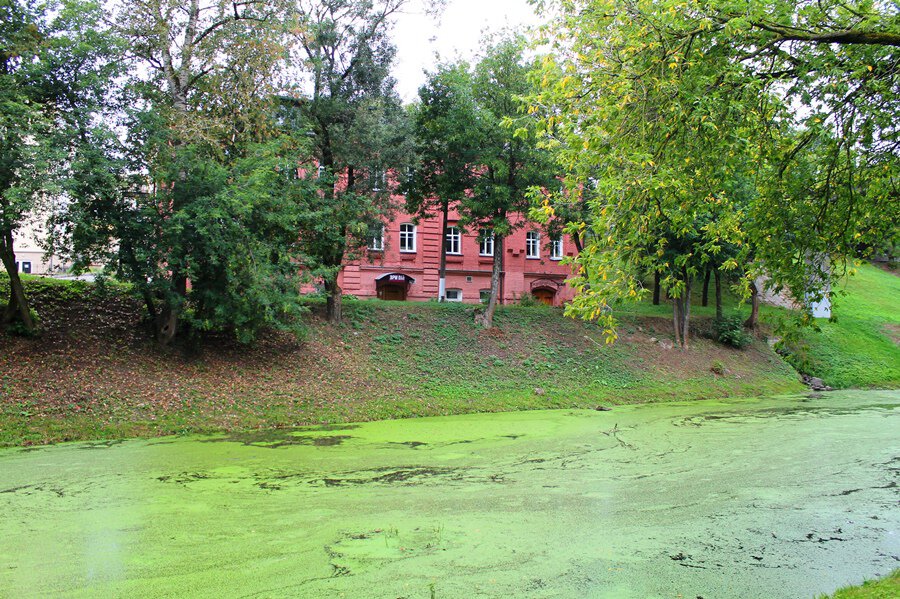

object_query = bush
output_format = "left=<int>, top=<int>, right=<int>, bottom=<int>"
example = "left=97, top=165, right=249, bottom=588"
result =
left=4, top=308, right=41, bottom=338
left=518, top=293, right=543, bottom=307
left=710, top=359, right=727, bottom=375
left=714, top=314, right=752, bottom=349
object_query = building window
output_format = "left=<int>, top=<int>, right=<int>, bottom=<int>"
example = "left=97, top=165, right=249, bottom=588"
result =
left=445, top=289, right=463, bottom=302
left=445, top=226, right=461, bottom=255
left=399, top=223, right=416, bottom=252
left=479, top=231, right=494, bottom=257
left=317, top=165, right=326, bottom=180
left=16, top=261, right=32, bottom=274
left=550, top=236, right=563, bottom=260
left=479, top=289, right=491, bottom=304
left=371, top=168, right=386, bottom=191
left=526, top=231, right=540, bottom=259
left=368, top=225, right=384, bottom=251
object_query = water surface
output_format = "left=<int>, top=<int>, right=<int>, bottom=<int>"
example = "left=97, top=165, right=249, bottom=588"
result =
left=1, top=390, right=897, bottom=598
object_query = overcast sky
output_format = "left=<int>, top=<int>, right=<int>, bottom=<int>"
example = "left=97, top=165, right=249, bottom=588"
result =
left=391, top=0, right=545, bottom=102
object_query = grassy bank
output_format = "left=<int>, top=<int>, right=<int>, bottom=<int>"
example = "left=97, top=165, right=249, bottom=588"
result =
left=0, top=275, right=804, bottom=446
left=822, top=570, right=900, bottom=599
left=783, top=265, right=900, bottom=388
left=617, top=263, right=900, bottom=389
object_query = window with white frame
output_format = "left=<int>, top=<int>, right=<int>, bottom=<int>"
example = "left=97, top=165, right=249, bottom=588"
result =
left=550, top=236, right=563, bottom=260
left=479, top=289, right=491, bottom=304
left=526, top=231, right=540, bottom=259
left=317, top=165, right=326, bottom=180
left=371, top=168, right=386, bottom=191
left=399, top=223, right=416, bottom=252
left=445, top=226, right=461, bottom=255
left=445, top=289, right=463, bottom=302
left=479, top=230, right=494, bottom=256
left=368, top=225, right=384, bottom=251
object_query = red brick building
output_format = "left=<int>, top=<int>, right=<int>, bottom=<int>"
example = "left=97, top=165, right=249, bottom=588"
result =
left=338, top=208, right=578, bottom=306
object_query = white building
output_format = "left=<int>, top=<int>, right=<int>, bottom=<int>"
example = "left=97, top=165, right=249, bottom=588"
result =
left=11, top=216, right=69, bottom=275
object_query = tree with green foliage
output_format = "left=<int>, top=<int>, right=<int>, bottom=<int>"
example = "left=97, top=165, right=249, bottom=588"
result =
left=286, top=0, right=418, bottom=323
left=59, top=0, right=307, bottom=345
left=533, top=0, right=899, bottom=345
left=0, top=0, right=120, bottom=335
left=463, top=35, right=557, bottom=328
left=407, top=61, right=485, bottom=301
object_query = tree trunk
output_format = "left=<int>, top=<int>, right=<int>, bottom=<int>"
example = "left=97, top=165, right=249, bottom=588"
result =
left=325, top=275, right=342, bottom=324
left=672, top=272, right=692, bottom=349
left=155, top=302, right=178, bottom=346
left=714, top=269, right=723, bottom=321
left=154, top=272, right=187, bottom=346
left=652, top=271, right=661, bottom=305
left=745, top=279, right=760, bottom=330
left=573, top=230, right=584, bottom=254
left=0, top=228, right=35, bottom=333
left=478, top=234, right=504, bottom=329
left=702, top=269, right=711, bottom=307
left=672, top=294, right=682, bottom=348
left=682, top=275, right=692, bottom=348
left=438, top=200, right=448, bottom=301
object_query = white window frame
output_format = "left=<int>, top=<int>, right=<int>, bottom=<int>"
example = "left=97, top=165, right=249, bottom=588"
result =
left=317, top=165, right=326, bottom=180
left=399, top=223, right=416, bottom=253
left=368, top=225, right=384, bottom=251
left=445, top=226, right=462, bottom=255
left=550, top=236, right=563, bottom=260
left=526, top=231, right=540, bottom=259
left=445, top=289, right=463, bottom=302
left=479, top=231, right=494, bottom=257
left=372, top=168, right=386, bottom=191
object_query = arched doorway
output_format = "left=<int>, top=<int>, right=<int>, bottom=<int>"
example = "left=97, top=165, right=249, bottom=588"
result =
left=532, top=288, right=555, bottom=306
left=376, top=273, right=414, bottom=301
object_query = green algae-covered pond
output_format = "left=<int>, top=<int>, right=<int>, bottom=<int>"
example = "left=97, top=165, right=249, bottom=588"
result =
left=1, top=390, right=897, bottom=598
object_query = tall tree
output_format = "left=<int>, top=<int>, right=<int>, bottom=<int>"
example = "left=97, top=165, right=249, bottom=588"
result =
left=0, top=0, right=119, bottom=334
left=533, top=3, right=754, bottom=346
left=464, top=35, right=556, bottom=328
left=66, top=0, right=300, bottom=345
left=288, top=0, right=416, bottom=323
left=533, top=0, right=898, bottom=344
left=407, top=61, right=485, bottom=301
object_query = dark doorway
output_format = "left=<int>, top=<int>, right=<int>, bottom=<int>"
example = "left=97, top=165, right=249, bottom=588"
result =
left=378, top=284, right=407, bottom=301
left=532, top=288, right=555, bottom=306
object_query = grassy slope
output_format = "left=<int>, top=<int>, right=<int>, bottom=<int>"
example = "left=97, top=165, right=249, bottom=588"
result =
left=616, top=263, right=900, bottom=389
left=790, top=265, right=900, bottom=388
left=0, top=275, right=803, bottom=446
left=822, top=570, right=900, bottom=599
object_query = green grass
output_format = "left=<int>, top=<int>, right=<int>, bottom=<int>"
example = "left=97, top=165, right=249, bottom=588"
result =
left=0, top=274, right=808, bottom=446
left=821, top=570, right=900, bottom=598
left=610, top=264, right=900, bottom=389
left=4, top=264, right=895, bottom=447
left=787, top=265, right=900, bottom=388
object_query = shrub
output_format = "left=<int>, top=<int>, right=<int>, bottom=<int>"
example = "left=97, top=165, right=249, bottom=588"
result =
left=4, top=308, right=41, bottom=338
left=710, top=360, right=726, bottom=375
left=518, top=293, right=542, bottom=307
left=714, top=314, right=752, bottom=349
